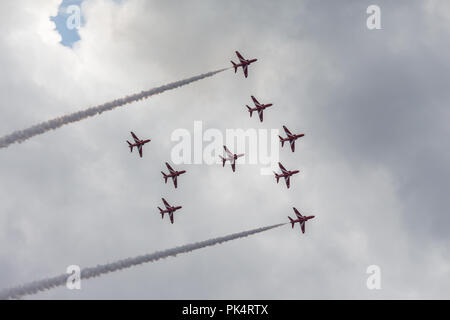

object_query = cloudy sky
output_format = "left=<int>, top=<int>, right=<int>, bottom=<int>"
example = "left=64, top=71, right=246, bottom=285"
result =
left=1, top=0, right=449, bottom=299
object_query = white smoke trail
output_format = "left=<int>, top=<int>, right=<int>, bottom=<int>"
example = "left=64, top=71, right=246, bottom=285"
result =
left=0, top=223, right=285, bottom=299
left=0, top=68, right=228, bottom=149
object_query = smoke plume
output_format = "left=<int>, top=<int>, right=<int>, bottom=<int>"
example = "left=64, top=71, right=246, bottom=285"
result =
left=0, top=68, right=228, bottom=149
left=0, top=223, right=285, bottom=299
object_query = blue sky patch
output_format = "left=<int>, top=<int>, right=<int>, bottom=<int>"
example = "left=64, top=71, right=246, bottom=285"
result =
left=50, top=0, right=84, bottom=48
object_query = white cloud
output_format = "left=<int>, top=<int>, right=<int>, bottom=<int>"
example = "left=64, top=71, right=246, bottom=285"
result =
left=1, top=0, right=449, bottom=299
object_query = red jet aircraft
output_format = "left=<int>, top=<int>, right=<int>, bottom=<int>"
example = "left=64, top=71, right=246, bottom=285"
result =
left=161, top=162, right=186, bottom=189
left=127, top=131, right=151, bottom=158
left=279, top=126, right=304, bottom=152
left=157, top=198, right=182, bottom=224
left=274, top=162, right=300, bottom=189
left=231, top=51, right=257, bottom=78
left=219, top=145, right=244, bottom=172
left=288, top=207, right=315, bottom=234
left=246, top=95, right=273, bottom=122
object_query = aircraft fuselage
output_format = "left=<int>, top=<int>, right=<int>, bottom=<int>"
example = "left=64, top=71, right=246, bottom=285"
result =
left=281, top=134, right=304, bottom=142
left=280, top=170, right=300, bottom=177
left=292, top=215, right=315, bottom=224
left=236, top=58, right=257, bottom=67
left=130, top=139, right=150, bottom=147
left=162, top=206, right=182, bottom=214
left=251, top=103, right=272, bottom=111
left=167, top=170, right=186, bottom=178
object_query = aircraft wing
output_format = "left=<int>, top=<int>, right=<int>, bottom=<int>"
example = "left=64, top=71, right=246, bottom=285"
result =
left=236, top=51, right=245, bottom=62
left=162, top=198, right=171, bottom=209
left=258, top=109, right=264, bottom=122
left=169, top=212, right=174, bottom=224
left=243, top=65, right=248, bottom=78
left=230, top=157, right=237, bottom=172
left=224, top=145, right=233, bottom=158
left=290, top=140, right=295, bottom=152
left=166, top=162, right=175, bottom=173
left=293, top=207, right=302, bottom=218
left=138, top=145, right=143, bottom=158
left=251, top=96, right=261, bottom=107
left=279, top=162, right=288, bottom=173
left=283, top=126, right=293, bottom=138
left=131, top=131, right=140, bottom=143
left=301, top=221, right=305, bottom=234
left=285, top=176, right=290, bottom=188
left=173, top=176, right=178, bottom=188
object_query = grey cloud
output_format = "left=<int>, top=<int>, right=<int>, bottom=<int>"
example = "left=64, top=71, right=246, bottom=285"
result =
left=1, top=0, right=449, bottom=299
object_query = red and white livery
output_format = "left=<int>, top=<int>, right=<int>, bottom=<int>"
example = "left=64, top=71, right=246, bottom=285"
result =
left=127, top=131, right=151, bottom=158
left=288, top=208, right=315, bottom=234
left=231, top=51, right=257, bottom=78
left=157, top=198, right=182, bottom=224
left=246, top=95, right=273, bottom=122
left=219, top=145, right=244, bottom=172
left=279, top=126, right=304, bottom=152
left=161, top=162, right=186, bottom=189
left=273, top=162, right=300, bottom=189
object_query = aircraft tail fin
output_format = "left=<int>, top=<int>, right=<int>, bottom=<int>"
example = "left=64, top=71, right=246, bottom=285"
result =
left=288, top=216, right=295, bottom=228
left=246, top=105, right=253, bottom=117
left=219, top=155, right=226, bottom=167
left=161, top=172, right=168, bottom=183
left=127, top=141, right=133, bottom=152
left=279, top=136, right=285, bottom=147
left=231, top=61, right=238, bottom=73
left=158, top=207, right=164, bottom=219
left=274, top=172, right=280, bottom=183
